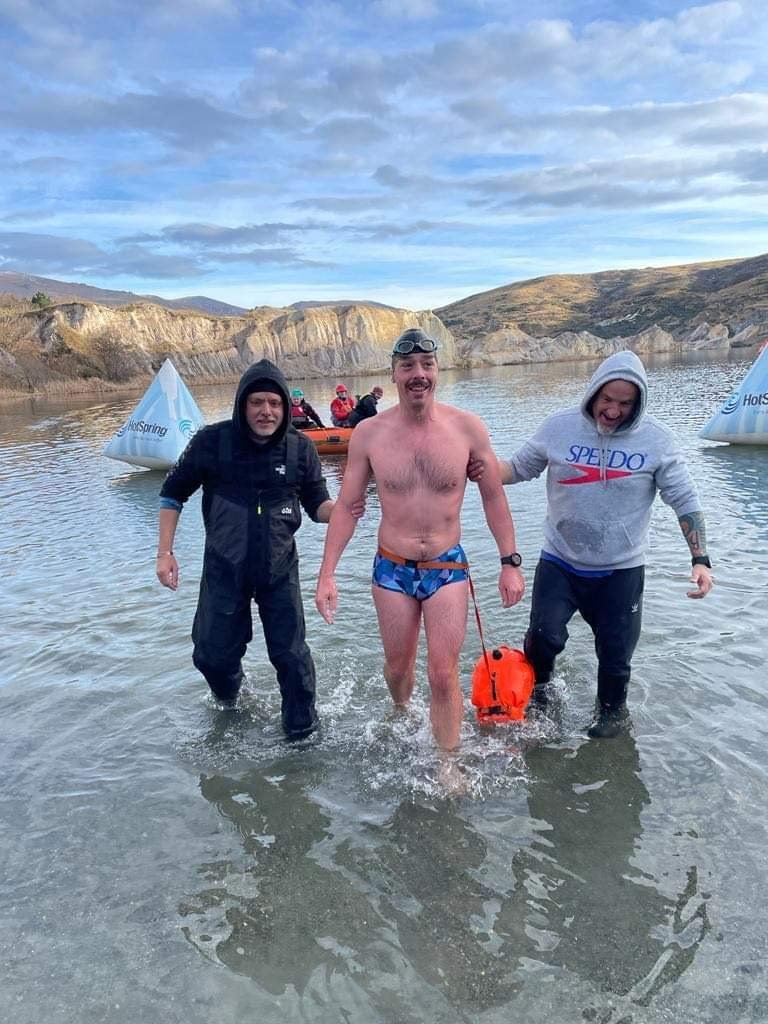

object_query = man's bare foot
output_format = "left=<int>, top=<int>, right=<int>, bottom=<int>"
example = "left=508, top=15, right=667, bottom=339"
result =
left=438, top=754, right=469, bottom=795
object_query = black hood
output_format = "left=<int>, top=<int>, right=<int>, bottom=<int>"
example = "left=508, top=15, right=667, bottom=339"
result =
left=232, top=359, right=292, bottom=444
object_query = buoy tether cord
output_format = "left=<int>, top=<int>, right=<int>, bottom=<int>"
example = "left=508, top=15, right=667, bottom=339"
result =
left=468, top=572, right=496, bottom=703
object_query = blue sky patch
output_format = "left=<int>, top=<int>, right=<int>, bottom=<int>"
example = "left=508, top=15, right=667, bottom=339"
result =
left=0, top=0, right=766, bottom=309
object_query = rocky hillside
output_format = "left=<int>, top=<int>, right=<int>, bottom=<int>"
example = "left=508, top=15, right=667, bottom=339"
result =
left=2, top=252, right=767, bottom=394
left=0, top=301, right=454, bottom=394
left=438, top=253, right=768, bottom=348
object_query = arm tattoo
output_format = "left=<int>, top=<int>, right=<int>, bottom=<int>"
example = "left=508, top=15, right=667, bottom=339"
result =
left=678, top=511, right=707, bottom=557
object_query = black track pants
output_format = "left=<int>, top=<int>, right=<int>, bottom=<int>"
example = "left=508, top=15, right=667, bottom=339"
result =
left=192, top=563, right=317, bottom=733
left=524, top=558, right=645, bottom=708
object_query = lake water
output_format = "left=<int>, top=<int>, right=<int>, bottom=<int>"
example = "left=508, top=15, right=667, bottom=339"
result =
left=1, top=354, right=767, bottom=1024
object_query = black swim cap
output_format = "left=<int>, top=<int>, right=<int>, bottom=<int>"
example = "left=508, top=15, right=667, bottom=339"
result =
left=391, top=328, right=439, bottom=356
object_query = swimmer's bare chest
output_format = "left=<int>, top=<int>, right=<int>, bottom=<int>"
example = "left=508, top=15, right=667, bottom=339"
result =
left=371, top=424, right=469, bottom=497
left=368, top=423, right=470, bottom=557
left=377, top=449, right=463, bottom=496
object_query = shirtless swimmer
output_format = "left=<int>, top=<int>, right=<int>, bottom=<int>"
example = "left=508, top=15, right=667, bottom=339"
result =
left=315, top=328, right=525, bottom=749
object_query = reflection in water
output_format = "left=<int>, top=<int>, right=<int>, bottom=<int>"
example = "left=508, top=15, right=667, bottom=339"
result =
left=108, top=467, right=168, bottom=519
left=179, top=710, right=390, bottom=1009
left=372, top=800, right=518, bottom=1011
left=181, top=756, right=375, bottom=995
left=497, top=736, right=711, bottom=1003
left=181, top=723, right=711, bottom=1017
left=700, top=445, right=768, bottom=537
left=183, top=750, right=518, bottom=1015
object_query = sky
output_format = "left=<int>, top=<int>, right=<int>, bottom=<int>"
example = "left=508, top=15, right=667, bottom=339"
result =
left=1, top=0, right=768, bottom=310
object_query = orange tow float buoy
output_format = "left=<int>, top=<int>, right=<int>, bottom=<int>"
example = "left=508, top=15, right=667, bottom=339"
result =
left=470, top=645, right=535, bottom=724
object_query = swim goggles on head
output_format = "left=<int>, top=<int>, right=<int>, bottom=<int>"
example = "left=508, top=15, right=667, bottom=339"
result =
left=391, top=336, right=438, bottom=355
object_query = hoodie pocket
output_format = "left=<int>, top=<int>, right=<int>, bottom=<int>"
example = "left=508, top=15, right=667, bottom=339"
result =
left=555, top=515, right=635, bottom=562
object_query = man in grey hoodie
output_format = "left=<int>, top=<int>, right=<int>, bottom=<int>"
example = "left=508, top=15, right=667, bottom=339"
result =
left=497, top=351, right=713, bottom=738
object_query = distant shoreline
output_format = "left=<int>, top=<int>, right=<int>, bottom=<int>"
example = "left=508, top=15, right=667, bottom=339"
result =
left=0, top=343, right=756, bottom=406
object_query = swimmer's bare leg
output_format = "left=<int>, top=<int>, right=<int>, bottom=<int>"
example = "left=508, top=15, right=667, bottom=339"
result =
left=422, top=579, right=469, bottom=750
left=372, top=585, right=421, bottom=706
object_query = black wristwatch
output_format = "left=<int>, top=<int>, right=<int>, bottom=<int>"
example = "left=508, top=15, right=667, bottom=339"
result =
left=500, top=553, right=523, bottom=568
left=691, top=555, right=712, bottom=568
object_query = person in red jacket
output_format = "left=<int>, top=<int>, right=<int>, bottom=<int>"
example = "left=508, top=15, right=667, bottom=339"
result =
left=330, top=384, right=356, bottom=426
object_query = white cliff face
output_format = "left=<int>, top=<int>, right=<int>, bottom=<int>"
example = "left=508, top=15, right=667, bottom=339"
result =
left=0, top=302, right=457, bottom=393
left=458, top=322, right=736, bottom=368
left=0, top=297, right=756, bottom=395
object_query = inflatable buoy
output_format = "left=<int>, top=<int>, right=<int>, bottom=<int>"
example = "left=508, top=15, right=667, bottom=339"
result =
left=471, top=646, right=534, bottom=723
left=699, top=341, right=768, bottom=444
left=103, top=358, right=205, bottom=470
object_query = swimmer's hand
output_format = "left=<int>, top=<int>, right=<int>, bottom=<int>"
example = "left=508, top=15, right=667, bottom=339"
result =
left=687, top=564, right=713, bottom=599
left=349, top=497, right=366, bottom=520
left=315, top=574, right=338, bottom=624
left=499, top=566, right=525, bottom=607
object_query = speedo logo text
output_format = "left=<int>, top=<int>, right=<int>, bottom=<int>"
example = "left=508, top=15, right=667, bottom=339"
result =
left=558, top=444, right=647, bottom=485
left=566, top=445, right=646, bottom=470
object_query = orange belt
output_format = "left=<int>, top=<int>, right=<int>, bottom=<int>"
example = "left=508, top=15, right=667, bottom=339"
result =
left=377, top=545, right=469, bottom=571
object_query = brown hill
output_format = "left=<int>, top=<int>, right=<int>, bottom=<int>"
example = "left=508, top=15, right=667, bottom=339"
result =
left=0, top=272, right=248, bottom=316
left=437, top=253, right=768, bottom=342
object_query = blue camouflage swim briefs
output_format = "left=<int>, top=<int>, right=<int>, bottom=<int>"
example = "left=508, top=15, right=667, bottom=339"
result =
left=372, top=543, right=469, bottom=601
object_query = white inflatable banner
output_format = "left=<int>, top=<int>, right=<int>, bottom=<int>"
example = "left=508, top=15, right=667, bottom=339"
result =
left=700, top=344, right=768, bottom=445
left=103, top=359, right=206, bottom=469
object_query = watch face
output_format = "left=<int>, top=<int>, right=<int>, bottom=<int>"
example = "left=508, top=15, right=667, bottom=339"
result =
left=502, top=553, right=522, bottom=567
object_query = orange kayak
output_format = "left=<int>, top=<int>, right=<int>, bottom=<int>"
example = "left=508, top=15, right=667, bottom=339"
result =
left=301, top=426, right=353, bottom=455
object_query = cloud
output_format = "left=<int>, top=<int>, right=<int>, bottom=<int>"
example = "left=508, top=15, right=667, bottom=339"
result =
left=204, top=248, right=333, bottom=267
left=0, top=225, right=332, bottom=277
left=145, top=0, right=239, bottom=28
left=464, top=145, right=768, bottom=212
left=354, top=220, right=446, bottom=239
left=158, top=222, right=298, bottom=247
left=291, top=195, right=399, bottom=212
left=371, top=0, right=439, bottom=20
left=373, top=164, right=439, bottom=191
left=510, top=183, right=698, bottom=211
left=310, top=116, right=389, bottom=147
left=238, top=47, right=395, bottom=121
left=0, top=7, right=114, bottom=82
left=4, top=156, right=81, bottom=174
left=0, top=89, right=254, bottom=150
left=100, top=244, right=206, bottom=278
left=447, top=93, right=768, bottom=160
left=1, top=209, right=58, bottom=223
left=676, top=1, right=743, bottom=42
left=0, top=231, right=105, bottom=269
left=0, top=232, right=205, bottom=278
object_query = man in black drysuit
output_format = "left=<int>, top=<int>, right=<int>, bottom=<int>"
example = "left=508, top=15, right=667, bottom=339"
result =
left=155, top=359, right=339, bottom=739
left=347, top=385, right=383, bottom=426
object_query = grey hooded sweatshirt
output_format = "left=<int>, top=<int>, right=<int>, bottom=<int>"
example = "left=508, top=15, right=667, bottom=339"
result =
left=507, top=350, right=702, bottom=572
